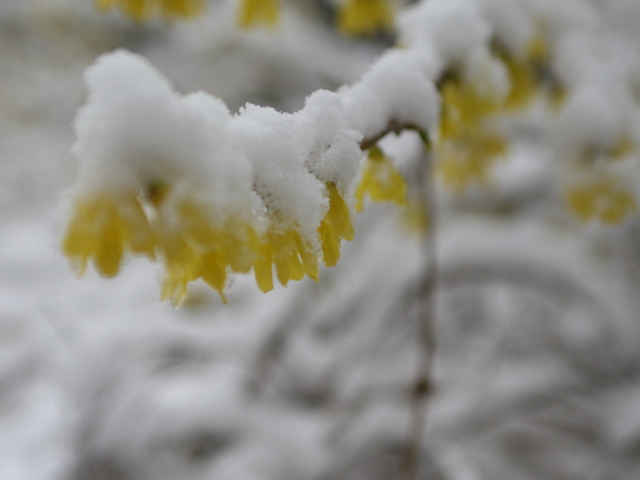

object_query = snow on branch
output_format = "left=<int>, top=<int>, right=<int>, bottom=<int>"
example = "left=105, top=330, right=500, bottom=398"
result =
left=60, top=0, right=640, bottom=303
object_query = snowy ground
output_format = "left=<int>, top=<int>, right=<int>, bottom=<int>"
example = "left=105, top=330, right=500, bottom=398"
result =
left=2, top=1, right=640, bottom=480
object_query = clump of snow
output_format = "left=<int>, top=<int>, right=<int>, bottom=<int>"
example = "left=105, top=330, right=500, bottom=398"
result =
left=72, top=49, right=255, bottom=223
left=554, top=84, right=631, bottom=160
left=229, top=104, right=329, bottom=239
left=462, top=46, right=510, bottom=101
left=475, top=0, right=536, bottom=58
left=339, top=49, right=440, bottom=140
left=296, top=89, right=363, bottom=194
left=398, top=0, right=491, bottom=67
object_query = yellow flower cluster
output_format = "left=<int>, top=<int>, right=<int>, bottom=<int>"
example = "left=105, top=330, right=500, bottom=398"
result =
left=237, top=0, right=280, bottom=29
left=62, top=182, right=354, bottom=305
left=437, top=131, right=507, bottom=193
left=355, top=146, right=407, bottom=211
left=436, top=74, right=507, bottom=192
left=565, top=177, right=637, bottom=225
left=439, top=77, right=502, bottom=140
left=338, top=0, right=395, bottom=36
left=496, top=34, right=550, bottom=110
left=62, top=194, right=156, bottom=278
left=96, top=0, right=204, bottom=20
left=435, top=34, right=556, bottom=194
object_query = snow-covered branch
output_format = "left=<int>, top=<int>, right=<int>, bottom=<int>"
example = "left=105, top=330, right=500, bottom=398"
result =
left=61, top=0, right=640, bottom=303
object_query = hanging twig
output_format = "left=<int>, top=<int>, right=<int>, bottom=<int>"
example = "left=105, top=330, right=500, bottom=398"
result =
left=399, top=133, right=437, bottom=480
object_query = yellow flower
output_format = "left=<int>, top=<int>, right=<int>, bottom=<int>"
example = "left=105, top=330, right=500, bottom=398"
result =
left=436, top=72, right=509, bottom=194
left=338, top=0, right=395, bottom=36
left=437, top=131, right=508, bottom=193
left=566, top=177, right=637, bottom=225
left=250, top=227, right=317, bottom=293
left=501, top=55, right=538, bottom=110
left=156, top=199, right=256, bottom=305
left=439, top=78, right=502, bottom=141
left=61, top=181, right=356, bottom=303
left=62, top=194, right=156, bottom=277
left=237, top=0, right=280, bottom=29
left=494, top=31, right=560, bottom=111
left=96, top=0, right=204, bottom=21
left=355, top=146, right=407, bottom=211
left=319, top=183, right=354, bottom=267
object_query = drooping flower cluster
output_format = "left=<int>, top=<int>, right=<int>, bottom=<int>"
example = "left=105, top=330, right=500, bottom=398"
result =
left=397, top=0, right=639, bottom=225
left=64, top=0, right=640, bottom=302
left=62, top=50, right=364, bottom=304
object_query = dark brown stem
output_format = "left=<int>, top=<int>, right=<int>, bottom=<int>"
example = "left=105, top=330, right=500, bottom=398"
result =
left=359, top=121, right=430, bottom=151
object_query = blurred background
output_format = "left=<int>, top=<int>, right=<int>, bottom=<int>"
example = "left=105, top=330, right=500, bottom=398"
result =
left=2, top=1, right=640, bottom=479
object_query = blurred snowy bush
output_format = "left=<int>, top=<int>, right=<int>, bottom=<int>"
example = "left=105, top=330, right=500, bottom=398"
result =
left=2, top=1, right=640, bottom=480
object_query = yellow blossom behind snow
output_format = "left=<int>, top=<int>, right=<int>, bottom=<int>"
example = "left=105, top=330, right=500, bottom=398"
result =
left=355, top=146, right=407, bottom=212
left=566, top=177, right=637, bottom=225
left=237, top=0, right=280, bottom=29
left=96, top=0, right=204, bottom=21
left=338, top=0, right=395, bottom=36
left=61, top=182, right=356, bottom=305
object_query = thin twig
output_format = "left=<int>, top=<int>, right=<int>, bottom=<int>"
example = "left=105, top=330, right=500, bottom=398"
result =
left=360, top=121, right=430, bottom=151
left=399, top=137, right=437, bottom=480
